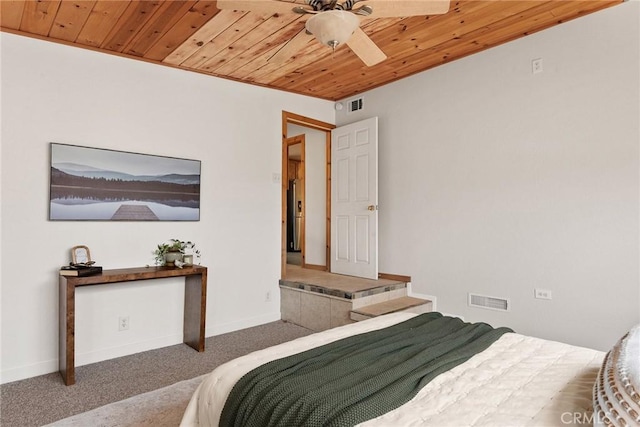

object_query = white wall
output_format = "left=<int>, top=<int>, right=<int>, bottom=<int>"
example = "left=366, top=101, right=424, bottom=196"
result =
left=0, top=33, right=334, bottom=383
left=337, top=2, right=640, bottom=351
left=288, top=124, right=327, bottom=266
left=1, top=2, right=637, bottom=385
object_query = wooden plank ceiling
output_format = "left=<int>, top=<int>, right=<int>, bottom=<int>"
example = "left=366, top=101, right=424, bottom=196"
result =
left=1, top=0, right=623, bottom=101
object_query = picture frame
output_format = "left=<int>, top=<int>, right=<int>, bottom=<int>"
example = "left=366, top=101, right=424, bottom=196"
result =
left=71, top=245, right=92, bottom=265
left=49, top=143, right=201, bottom=221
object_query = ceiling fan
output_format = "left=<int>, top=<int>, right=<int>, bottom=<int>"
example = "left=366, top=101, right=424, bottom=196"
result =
left=216, top=0, right=451, bottom=67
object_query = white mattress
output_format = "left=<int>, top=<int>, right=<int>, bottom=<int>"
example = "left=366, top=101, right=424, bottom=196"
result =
left=181, top=313, right=604, bottom=427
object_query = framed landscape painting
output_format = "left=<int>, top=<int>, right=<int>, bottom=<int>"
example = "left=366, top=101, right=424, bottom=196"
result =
left=49, top=143, right=201, bottom=221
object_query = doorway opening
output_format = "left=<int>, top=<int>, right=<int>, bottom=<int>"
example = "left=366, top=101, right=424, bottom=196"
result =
left=281, top=112, right=335, bottom=278
left=286, top=135, right=305, bottom=267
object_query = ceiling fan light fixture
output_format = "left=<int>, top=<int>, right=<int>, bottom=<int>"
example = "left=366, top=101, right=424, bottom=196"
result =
left=305, top=10, right=360, bottom=50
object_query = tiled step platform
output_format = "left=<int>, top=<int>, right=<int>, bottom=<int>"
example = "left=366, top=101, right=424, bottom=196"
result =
left=279, top=265, right=432, bottom=332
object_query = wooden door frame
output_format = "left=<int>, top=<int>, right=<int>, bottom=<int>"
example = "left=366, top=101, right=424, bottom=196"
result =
left=282, top=111, right=335, bottom=278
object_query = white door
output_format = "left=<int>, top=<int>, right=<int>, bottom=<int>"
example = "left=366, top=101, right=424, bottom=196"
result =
left=330, top=117, right=378, bottom=279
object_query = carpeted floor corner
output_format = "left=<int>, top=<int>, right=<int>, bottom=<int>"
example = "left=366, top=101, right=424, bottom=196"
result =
left=1, top=321, right=312, bottom=427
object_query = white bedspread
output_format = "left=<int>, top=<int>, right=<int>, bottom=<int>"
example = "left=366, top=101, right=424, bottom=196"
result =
left=181, top=313, right=603, bottom=427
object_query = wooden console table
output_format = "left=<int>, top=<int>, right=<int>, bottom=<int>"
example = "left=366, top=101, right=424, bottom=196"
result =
left=59, top=266, right=207, bottom=385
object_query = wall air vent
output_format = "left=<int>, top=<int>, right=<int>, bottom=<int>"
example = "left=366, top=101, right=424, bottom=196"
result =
left=468, top=293, right=510, bottom=312
left=348, top=97, right=363, bottom=113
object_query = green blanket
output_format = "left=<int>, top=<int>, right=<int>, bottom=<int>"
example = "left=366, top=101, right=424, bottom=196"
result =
left=220, top=312, right=513, bottom=427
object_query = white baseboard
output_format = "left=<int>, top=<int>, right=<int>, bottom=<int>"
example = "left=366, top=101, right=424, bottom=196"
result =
left=1, top=312, right=283, bottom=385
left=407, top=289, right=438, bottom=312
left=78, top=312, right=285, bottom=367
left=208, top=312, right=281, bottom=336
left=76, top=333, right=185, bottom=367
left=1, top=359, right=59, bottom=385
left=1, top=333, right=186, bottom=384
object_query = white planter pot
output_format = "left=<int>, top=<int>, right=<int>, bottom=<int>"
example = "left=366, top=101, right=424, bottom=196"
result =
left=164, top=251, right=183, bottom=266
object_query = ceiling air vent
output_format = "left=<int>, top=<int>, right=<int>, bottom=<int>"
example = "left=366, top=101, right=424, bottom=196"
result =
left=348, top=97, right=363, bottom=113
left=468, top=293, right=510, bottom=312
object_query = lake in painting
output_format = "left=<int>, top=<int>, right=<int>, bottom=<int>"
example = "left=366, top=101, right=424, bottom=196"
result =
left=49, top=143, right=201, bottom=221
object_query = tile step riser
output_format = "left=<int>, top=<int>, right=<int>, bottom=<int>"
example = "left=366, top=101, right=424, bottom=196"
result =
left=351, top=288, right=408, bottom=309
left=280, top=285, right=432, bottom=331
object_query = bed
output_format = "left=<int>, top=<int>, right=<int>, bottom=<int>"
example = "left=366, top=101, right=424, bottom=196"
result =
left=181, top=312, right=638, bottom=427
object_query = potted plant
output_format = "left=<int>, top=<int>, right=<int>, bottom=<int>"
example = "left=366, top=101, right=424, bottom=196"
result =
left=153, top=239, right=200, bottom=267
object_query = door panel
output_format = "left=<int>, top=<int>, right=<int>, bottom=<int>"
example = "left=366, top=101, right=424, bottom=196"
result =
left=330, top=117, right=378, bottom=279
left=336, top=216, right=350, bottom=261
left=355, top=215, right=370, bottom=263
left=336, top=157, right=350, bottom=202
left=355, top=153, right=370, bottom=200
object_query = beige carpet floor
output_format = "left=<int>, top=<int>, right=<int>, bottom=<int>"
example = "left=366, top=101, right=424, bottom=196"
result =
left=1, top=321, right=312, bottom=427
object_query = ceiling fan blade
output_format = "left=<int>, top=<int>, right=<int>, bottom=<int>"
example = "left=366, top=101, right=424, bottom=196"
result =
left=346, top=27, right=386, bottom=67
left=269, top=28, right=313, bottom=65
left=216, top=0, right=304, bottom=14
left=359, top=0, right=450, bottom=17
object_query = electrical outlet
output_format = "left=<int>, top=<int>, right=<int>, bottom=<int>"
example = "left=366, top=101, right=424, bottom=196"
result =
left=534, top=289, right=552, bottom=300
left=118, top=316, right=130, bottom=331
left=265, top=291, right=271, bottom=302
left=532, top=58, right=543, bottom=74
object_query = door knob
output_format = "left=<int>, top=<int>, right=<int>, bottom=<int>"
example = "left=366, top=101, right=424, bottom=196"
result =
left=367, top=205, right=377, bottom=211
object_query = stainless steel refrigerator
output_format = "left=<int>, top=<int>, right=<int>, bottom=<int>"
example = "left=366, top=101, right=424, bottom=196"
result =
left=287, top=179, right=303, bottom=252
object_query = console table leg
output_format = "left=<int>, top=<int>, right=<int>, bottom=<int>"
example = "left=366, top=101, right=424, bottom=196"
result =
left=59, top=278, right=76, bottom=385
left=184, top=273, right=206, bottom=352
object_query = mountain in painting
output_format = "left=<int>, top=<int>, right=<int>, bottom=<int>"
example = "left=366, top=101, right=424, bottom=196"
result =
left=53, top=162, right=199, bottom=185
